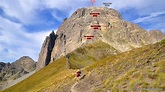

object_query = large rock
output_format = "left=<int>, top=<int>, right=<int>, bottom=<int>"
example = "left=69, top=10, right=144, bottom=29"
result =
left=37, top=7, right=165, bottom=70
left=36, top=31, right=57, bottom=70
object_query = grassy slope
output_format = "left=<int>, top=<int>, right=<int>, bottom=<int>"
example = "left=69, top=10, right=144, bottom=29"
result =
left=3, top=41, right=118, bottom=92
left=68, top=40, right=119, bottom=69
left=3, top=39, right=165, bottom=92
left=85, top=39, right=165, bottom=91
left=39, top=39, right=165, bottom=92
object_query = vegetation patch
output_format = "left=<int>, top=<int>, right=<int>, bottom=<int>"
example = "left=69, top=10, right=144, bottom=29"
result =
left=3, top=39, right=165, bottom=92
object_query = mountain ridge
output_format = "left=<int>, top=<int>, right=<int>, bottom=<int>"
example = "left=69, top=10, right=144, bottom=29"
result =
left=0, top=56, right=36, bottom=90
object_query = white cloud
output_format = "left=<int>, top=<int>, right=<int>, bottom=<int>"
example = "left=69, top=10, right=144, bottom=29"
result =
left=51, top=12, right=64, bottom=22
left=43, top=0, right=90, bottom=20
left=0, top=16, right=52, bottom=62
left=0, top=0, right=89, bottom=25
left=133, top=11, right=165, bottom=23
left=0, top=0, right=165, bottom=24
left=0, top=0, right=40, bottom=25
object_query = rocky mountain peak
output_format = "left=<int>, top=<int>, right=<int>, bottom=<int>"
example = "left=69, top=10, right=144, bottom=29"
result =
left=12, top=56, right=36, bottom=72
left=36, top=7, right=165, bottom=70
left=0, top=56, right=36, bottom=90
left=70, top=7, right=122, bottom=19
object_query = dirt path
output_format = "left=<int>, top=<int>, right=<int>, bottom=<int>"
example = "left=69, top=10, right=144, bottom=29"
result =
left=71, top=82, right=78, bottom=92
left=70, top=74, right=90, bottom=92
left=70, top=70, right=101, bottom=92
left=70, top=80, right=91, bottom=92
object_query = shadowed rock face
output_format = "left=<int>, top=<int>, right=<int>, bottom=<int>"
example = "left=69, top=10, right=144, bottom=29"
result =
left=36, top=31, right=57, bottom=70
left=36, top=7, right=165, bottom=70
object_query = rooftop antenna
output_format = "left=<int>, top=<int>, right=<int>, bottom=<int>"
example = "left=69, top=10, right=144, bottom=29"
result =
left=90, top=0, right=95, bottom=6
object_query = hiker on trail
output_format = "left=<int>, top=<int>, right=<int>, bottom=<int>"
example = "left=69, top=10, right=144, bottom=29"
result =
left=76, top=69, right=82, bottom=81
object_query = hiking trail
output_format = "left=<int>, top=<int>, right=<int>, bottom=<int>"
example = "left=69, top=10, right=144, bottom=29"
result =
left=70, top=79, right=91, bottom=92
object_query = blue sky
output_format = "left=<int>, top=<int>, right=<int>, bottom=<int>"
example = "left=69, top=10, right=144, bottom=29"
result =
left=0, top=0, right=165, bottom=62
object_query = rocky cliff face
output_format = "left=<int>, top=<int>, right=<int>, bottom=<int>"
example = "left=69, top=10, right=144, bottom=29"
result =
left=36, top=7, right=165, bottom=70
left=36, top=31, right=57, bottom=70
left=0, top=56, right=36, bottom=90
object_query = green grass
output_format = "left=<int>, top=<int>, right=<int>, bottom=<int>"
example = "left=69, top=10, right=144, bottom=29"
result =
left=3, top=39, right=165, bottom=92
left=85, top=39, right=165, bottom=91
left=158, top=39, right=165, bottom=45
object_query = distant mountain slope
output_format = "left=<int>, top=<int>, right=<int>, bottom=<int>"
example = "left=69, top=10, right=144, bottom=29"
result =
left=3, top=39, right=165, bottom=92
left=0, top=56, right=36, bottom=90
left=36, top=7, right=165, bottom=70
left=2, top=70, right=35, bottom=90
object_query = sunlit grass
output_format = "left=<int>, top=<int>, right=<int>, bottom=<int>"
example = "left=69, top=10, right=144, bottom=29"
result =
left=3, top=39, right=165, bottom=92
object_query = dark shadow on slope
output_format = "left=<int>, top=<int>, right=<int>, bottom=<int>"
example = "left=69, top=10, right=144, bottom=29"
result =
left=80, top=75, right=86, bottom=80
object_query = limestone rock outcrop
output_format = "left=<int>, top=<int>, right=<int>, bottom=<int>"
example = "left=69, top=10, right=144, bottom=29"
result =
left=36, top=31, right=57, bottom=70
